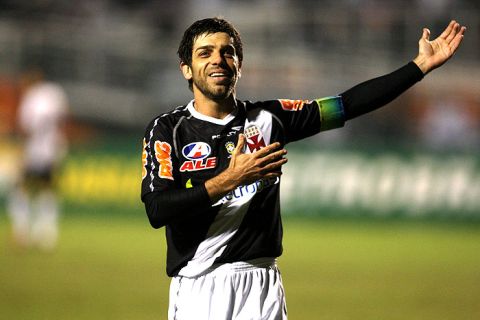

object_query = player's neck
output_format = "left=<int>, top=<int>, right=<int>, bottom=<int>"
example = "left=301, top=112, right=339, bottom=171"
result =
left=193, top=95, right=236, bottom=120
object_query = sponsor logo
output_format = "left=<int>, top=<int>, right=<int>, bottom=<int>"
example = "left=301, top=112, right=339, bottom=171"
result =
left=141, top=138, right=148, bottom=180
left=225, top=141, right=235, bottom=155
left=182, top=142, right=211, bottom=160
left=180, top=157, right=217, bottom=172
left=217, top=176, right=280, bottom=204
left=279, top=99, right=309, bottom=111
left=244, top=125, right=266, bottom=153
left=154, top=141, right=174, bottom=180
left=180, top=142, right=216, bottom=172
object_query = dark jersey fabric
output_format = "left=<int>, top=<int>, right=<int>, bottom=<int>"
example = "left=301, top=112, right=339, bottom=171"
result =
left=141, top=62, right=423, bottom=277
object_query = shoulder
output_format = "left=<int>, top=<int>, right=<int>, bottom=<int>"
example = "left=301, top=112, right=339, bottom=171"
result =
left=242, top=99, right=281, bottom=112
left=243, top=99, right=313, bottom=114
left=144, top=104, right=190, bottom=135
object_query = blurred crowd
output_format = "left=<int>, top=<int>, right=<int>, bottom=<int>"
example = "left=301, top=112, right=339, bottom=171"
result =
left=0, top=1, right=479, bottom=242
left=0, top=0, right=479, bottom=149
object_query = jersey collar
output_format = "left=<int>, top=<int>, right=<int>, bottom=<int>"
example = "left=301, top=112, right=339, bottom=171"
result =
left=187, top=100, right=237, bottom=125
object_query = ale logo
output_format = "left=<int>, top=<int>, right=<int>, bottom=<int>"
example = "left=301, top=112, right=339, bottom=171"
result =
left=180, top=142, right=217, bottom=172
left=182, top=142, right=211, bottom=160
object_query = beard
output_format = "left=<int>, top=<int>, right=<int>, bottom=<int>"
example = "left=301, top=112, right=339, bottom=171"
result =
left=192, top=74, right=237, bottom=101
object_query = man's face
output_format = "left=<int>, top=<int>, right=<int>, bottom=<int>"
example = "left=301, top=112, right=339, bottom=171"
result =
left=181, top=32, right=241, bottom=101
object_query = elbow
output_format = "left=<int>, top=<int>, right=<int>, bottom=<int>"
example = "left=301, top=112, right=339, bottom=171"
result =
left=149, top=221, right=164, bottom=229
left=143, top=194, right=168, bottom=229
left=147, top=215, right=166, bottom=229
left=146, top=206, right=169, bottom=229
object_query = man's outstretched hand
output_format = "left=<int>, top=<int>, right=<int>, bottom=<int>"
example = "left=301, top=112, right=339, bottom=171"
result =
left=413, top=20, right=466, bottom=74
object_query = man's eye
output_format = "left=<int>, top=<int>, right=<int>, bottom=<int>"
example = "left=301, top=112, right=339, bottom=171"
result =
left=198, top=51, right=209, bottom=57
left=223, top=49, right=235, bottom=58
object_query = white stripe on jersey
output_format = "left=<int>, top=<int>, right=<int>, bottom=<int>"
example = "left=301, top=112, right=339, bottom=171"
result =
left=148, top=118, right=160, bottom=192
left=177, top=109, right=275, bottom=278
left=172, top=116, right=187, bottom=159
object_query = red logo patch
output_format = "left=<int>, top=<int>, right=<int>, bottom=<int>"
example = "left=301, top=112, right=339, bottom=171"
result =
left=154, top=141, right=174, bottom=180
left=279, top=99, right=307, bottom=111
left=180, top=157, right=217, bottom=172
left=142, top=139, right=148, bottom=180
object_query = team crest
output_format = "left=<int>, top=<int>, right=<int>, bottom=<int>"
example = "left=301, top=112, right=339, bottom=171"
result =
left=244, top=125, right=266, bottom=153
left=225, top=142, right=235, bottom=155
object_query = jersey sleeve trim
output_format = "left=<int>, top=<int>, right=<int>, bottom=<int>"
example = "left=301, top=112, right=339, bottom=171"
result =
left=147, top=118, right=161, bottom=192
left=173, top=115, right=188, bottom=159
left=315, top=96, right=345, bottom=131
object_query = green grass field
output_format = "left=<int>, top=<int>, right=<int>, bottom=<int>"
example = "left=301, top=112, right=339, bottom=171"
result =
left=1, top=212, right=480, bottom=320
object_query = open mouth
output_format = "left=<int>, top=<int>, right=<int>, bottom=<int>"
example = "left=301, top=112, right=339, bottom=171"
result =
left=209, top=70, right=231, bottom=80
left=210, top=72, right=227, bottom=77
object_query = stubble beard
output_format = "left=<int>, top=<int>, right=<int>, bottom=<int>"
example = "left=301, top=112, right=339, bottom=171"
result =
left=193, top=76, right=237, bottom=101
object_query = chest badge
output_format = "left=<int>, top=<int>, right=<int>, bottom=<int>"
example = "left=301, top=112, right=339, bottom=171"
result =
left=244, top=125, right=266, bottom=153
left=225, top=141, right=235, bottom=155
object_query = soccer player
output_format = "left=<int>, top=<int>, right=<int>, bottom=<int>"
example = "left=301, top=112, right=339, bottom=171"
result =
left=141, top=18, right=465, bottom=319
left=8, top=67, right=69, bottom=251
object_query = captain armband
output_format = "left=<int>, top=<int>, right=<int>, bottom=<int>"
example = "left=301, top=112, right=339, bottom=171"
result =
left=316, top=96, right=345, bottom=131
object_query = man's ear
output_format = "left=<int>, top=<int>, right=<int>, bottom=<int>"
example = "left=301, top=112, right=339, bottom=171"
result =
left=180, top=62, right=192, bottom=80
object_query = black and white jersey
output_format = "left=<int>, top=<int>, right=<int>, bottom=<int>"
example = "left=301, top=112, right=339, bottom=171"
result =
left=141, top=97, right=345, bottom=277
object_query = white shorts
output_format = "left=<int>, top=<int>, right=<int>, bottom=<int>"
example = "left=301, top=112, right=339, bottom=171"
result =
left=168, top=258, right=287, bottom=320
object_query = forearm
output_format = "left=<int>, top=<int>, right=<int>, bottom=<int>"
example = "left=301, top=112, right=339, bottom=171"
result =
left=412, top=56, right=430, bottom=75
left=341, top=62, right=424, bottom=120
left=205, top=171, right=239, bottom=203
left=142, top=185, right=212, bottom=228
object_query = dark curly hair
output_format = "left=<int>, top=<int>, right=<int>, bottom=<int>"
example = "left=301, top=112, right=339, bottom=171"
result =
left=177, top=17, right=243, bottom=89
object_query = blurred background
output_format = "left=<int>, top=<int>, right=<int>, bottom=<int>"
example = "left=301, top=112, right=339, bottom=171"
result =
left=1, top=1, right=479, bottom=319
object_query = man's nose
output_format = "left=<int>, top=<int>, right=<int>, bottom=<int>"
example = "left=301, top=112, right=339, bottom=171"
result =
left=210, top=51, right=223, bottom=64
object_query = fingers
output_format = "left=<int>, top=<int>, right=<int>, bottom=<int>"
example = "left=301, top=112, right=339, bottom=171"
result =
left=422, top=28, right=430, bottom=41
left=445, top=22, right=460, bottom=43
left=449, top=25, right=466, bottom=52
left=254, top=141, right=282, bottom=158
left=258, top=148, right=287, bottom=166
left=251, top=142, right=287, bottom=173
left=233, top=137, right=287, bottom=180
left=439, top=20, right=456, bottom=40
left=443, top=21, right=466, bottom=54
left=439, top=20, right=466, bottom=45
left=260, top=157, right=288, bottom=174
left=234, top=135, right=282, bottom=157
left=423, top=20, right=467, bottom=46
left=233, top=134, right=245, bottom=156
